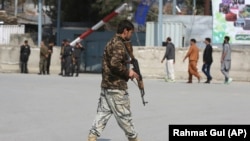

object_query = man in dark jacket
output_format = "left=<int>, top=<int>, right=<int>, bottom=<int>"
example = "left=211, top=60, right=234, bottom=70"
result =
left=72, top=42, right=84, bottom=77
left=63, top=40, right=73, bottom=76
left=161, top=37, right=175, bottom=82
left=20, top=40, right=31, bottom=73
left=202, top=38, right=213, bottom=83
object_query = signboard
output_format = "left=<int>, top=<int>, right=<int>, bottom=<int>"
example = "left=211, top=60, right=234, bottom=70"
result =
left=212, top=0, right=250, bottom=44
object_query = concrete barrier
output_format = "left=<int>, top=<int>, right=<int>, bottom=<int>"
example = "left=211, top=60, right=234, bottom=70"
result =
left=0, top=45, right=250, bottom=82
left=135, top=46, right=250, bottom=82
left=0, top=45, right=61, bottom=74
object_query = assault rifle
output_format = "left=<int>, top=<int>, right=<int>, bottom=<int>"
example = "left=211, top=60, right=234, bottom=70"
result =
left=124, top=40, right=148, bottom=106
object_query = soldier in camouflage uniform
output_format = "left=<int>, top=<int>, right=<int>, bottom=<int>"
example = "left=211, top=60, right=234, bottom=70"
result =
left=87, top=20, right=141, bottom=141
left=38, top=41, right=48, bottom=75
left=59, top=39, right=66, bottom=75
left=63, top=40, right=73, bottom=76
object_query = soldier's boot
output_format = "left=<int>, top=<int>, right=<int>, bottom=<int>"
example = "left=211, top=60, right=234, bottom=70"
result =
left=87, top=133, right=97, bottom=141
left=128, top=137, right=141, bottom=141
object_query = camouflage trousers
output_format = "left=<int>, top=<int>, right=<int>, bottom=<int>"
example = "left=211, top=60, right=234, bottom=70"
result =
left=89, top=88, right=138, bottom=139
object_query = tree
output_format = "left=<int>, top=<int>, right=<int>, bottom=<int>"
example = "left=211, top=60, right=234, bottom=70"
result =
left=184, top=0, right=211, bottom=15
left=147, top=3, right=158, bottom=22
left=91, top=0, right=135, bottom=31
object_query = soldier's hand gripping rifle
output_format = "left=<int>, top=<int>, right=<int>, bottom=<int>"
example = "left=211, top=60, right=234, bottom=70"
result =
left=124, top=40, right=148, bottom=106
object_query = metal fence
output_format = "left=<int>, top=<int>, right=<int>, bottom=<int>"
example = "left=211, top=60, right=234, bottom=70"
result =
left=146, top=21, right=186, bottom=47
left=0, top=25, right=25, bottom=45
left=80, top=31, right=146, bottom=73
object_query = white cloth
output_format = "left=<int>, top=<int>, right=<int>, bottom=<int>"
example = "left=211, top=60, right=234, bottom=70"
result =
left=165, top=59, right=175, bottom=80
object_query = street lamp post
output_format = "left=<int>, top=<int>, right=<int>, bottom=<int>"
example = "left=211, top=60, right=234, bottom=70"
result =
left=193, top=0, right=196, bottom=14
left=38, top=0, right=42, bottom=47
left=14, top=0, right=17, bottom=16
left=56, top=0, right=61, bottom=46
left=173, top=0, right=176, bottom=15
left=158, top=0, right=163, bottom=46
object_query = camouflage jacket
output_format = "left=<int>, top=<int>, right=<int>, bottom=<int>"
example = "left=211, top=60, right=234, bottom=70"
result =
left=40, top=45, right=48, bottom=59
left=101, top=35, right=130, bottom=90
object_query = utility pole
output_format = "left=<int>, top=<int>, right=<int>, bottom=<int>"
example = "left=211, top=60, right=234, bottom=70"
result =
left=14, top=0, right=17, bottom=16
left=204, top=0, right=211, bottom=15
left=158, top=0, right=163, bottom=46
left=38, top=0, right=42, bottom=47
left=193, top=0, right=196, bottom=14
left=172, top=0, right=176, bottom=15
left=56, top=0, right=61, bottom=46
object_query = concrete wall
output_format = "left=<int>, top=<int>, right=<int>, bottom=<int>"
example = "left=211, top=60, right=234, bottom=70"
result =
left=0, top=45, right=250, bottom=82
left=135, top=47, right=250, bottom=82
left=0, top=45, right=61, bottom=73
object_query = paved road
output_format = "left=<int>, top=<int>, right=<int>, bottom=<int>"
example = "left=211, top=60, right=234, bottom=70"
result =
left=0, top=73, right=249, bottom=141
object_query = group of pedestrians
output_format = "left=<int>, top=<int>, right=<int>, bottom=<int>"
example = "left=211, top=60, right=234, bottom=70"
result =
left=161, top=36, right=232, bottom=84
left=19, top=39, right=84, bottom=77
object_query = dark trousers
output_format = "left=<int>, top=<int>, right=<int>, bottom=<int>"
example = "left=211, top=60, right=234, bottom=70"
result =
left=60, top=59, right=65, bottom=75
left=20, top=55, right=29, bottom=73
left=47, top=56, right=51, bottom=74
left=39, top=58, right=47, bottom=74
left=20, top=61, right=28, bottom=73
left=72, top=58, right=80, bottom=76
left=64, top=56, right=72, bottom=76
left=202, top=63, right=212, bottom=80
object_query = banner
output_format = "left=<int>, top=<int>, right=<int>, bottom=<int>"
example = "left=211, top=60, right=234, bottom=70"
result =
left=212, top=0, right=250, bottom=44
left=134, top=0, right=154, bottom=25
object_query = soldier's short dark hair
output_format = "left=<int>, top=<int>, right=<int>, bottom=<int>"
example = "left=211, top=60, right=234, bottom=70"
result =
left=24, top=40, right=28, bottom=44
left=205, top=38, right=211, bottom=43
left=117, top=20, right=134, bottom=34
left=190, top=38, right=196, bottom=43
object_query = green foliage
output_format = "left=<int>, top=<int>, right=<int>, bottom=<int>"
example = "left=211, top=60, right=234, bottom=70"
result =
left=91, top=0, right=134, bottom=30
left=147, top=4, right=158, bottom=22
left=186, top=0, right=211, bottom=15
left=213, top=12, right=227, bottom=43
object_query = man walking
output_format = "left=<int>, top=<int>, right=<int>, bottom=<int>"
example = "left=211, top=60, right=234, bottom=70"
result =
left=221, top=36, right=232, bottom=84
left=183, top=39, right=201, bottom=83
left=20, top=40, right=31, bottom=73
left=202, top=38, right=213, bottom=83
left=87, top=20, right=141, bottom=141
left=161, top=37, right=175, bottom=82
